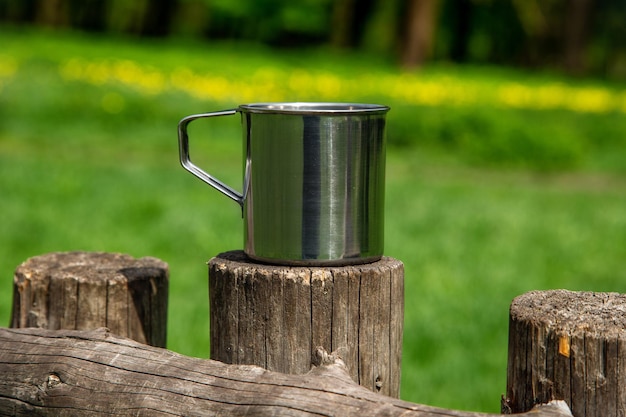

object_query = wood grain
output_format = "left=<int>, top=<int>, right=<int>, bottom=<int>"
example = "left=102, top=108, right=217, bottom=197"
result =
left=208, top=250, right=404, bottom=397
left=507, top=290, right=626, bottom=416
left=0, top=327, right=572, bottom=417
left=10, top=251, right=168, bottom=347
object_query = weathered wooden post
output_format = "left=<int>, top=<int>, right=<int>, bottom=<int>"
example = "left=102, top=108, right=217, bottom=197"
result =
left=209, top=250, right=404, bottom=398
left=506, top=290, right=626, bottom=416
left=10, top=251, right=169, bottom=347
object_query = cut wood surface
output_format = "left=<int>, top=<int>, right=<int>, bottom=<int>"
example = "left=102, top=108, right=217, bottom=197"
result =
left=0, top=327, right=572, bottom=417
left=507, top=290, right=626, bottom=416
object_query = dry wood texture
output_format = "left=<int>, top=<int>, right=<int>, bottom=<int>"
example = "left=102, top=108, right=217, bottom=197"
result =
left=506, top=290, right=626, bottom=416
left=10, top=251, right=168, bottom=347
left=208, top=250, right=404, bottom=397
left=0, top=327, right=572, bottom=417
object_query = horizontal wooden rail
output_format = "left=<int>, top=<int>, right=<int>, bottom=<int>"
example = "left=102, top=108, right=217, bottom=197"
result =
left=0, top=327, right=571, bottom=417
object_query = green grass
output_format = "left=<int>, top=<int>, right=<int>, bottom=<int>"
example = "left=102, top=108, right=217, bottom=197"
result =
left=1, top=28, right=625, bottom=413
left=386, top=152, right=626, bottom=408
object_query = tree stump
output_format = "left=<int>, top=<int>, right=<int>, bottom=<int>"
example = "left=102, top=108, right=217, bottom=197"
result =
left=208, top=250, right=404, bottom=398
left=10, top=251, right=169, bottom=347
left=506, top=290, right=626, bottom=416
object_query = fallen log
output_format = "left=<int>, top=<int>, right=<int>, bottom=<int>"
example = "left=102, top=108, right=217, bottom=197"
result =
left=0, top=328, right=570, bottom=417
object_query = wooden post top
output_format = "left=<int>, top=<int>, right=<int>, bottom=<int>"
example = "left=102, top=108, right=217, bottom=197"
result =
left=510, top=289, right=626, bottom=337
left=15, top=251, right=169, bottom=282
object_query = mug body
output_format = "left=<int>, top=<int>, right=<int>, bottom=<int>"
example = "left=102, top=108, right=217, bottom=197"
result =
left=240, top=103, right=388, bottom=265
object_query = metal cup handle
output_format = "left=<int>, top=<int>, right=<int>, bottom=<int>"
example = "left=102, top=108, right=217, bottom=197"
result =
left=178, top=109, right=245, bottom=207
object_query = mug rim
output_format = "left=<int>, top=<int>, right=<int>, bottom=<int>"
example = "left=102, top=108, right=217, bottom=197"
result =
left=239, top=102, right=389, bottom=114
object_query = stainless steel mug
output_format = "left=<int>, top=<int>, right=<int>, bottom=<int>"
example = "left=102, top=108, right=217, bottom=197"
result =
left=178, top=102, right=389, bottom=265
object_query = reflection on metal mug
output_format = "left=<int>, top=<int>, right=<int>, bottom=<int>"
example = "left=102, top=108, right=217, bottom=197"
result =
left=178, top=102, right=389, bottom=266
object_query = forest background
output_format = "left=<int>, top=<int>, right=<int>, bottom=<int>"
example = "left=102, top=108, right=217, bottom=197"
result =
left=0, top=0, right=625, bottom=414
left=2, top=0, right=626, bottom=79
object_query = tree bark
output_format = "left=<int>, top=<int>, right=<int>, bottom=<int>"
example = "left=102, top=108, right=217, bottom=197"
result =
left=10, top=251, right=168, bottom=347
left=0, top=327, right=572, bottom=417
left=401, top=0, right=439, bottom=69
left=35, top=0, right=68, bottom=27
left=208, top=251, right=404, bottom=398
left=563, top=0, right=594, bottom=75
left=506, top=290, right=626, bottom=416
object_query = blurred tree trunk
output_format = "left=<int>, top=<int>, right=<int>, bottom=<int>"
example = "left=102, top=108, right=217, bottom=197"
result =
left=401, top=0, right=439, bottom=69
left=331, top=0, right=375, bottom=49
left=36, top=0, right=68, bottom=27
left=563, top=0, right=593, bottom=75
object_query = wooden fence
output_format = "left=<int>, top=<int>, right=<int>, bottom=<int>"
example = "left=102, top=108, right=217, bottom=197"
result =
left=2, top=251, right=621, bottom=416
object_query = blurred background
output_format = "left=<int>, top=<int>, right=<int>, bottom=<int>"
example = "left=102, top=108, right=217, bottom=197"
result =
left=2, top=0, right=626, bottom=77
left=0, top=0, right=625, bottom=413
